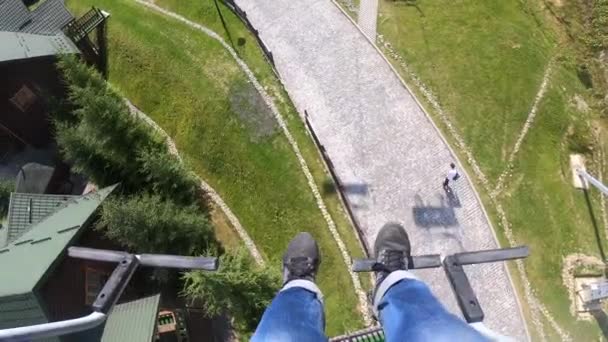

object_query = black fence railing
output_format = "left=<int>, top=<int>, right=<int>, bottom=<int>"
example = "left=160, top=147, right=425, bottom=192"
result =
left=220, top=0, right=276, bottom=70
left=304, top=110, right=371, bottom=256
left=63, top=7, right=105, bottom=43
left=330, top=327, right=384, bottom=342
left=220, top=0, right=369, bottom=256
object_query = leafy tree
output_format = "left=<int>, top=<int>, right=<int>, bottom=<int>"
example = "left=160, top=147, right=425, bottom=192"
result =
left=182, top=249, right=281, bottom=333
left=97, top=193, right=218, bottom=255
left=54, top=55, right=198, bottom=205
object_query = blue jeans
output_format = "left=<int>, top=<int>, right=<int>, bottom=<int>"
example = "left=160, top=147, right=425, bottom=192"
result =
left=252, top=273, right=488, bottom=342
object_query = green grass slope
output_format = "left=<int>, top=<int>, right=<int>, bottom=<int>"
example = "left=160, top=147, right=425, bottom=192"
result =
left=378, top=0, right=608, bottom=340
left=378, top=0, right=555, bottom=181
left=67, top=0, right=366, bottom=335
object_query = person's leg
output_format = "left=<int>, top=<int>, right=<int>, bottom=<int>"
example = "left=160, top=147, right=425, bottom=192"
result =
left=251, top=281, right=325, bottom=341
left=443, top=177, right=450, bottom=188
left=251, top=232, right=327, bottom=342
left=375, top=273, right=488, bottom=342
left=372, top=223, right=488, bottom=342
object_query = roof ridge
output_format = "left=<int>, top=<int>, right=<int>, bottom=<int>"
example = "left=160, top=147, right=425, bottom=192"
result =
left=5, top=192, right=81, bottom=246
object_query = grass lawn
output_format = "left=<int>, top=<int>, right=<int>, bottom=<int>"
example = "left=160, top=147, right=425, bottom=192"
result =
left=378, top=0, right=555, bottom=182
left=152, top=0, right=371, bottom=282
left=336, top=0, right=360, bottom=21
left=377, top=0, right=608, bottom=340
left=67, top=0, right=366, bottom=335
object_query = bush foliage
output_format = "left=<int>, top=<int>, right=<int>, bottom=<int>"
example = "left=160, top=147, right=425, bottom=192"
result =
left=97, top=194, right=219, bottom=255
left=182, top=248, right=281, bottom=333
left=57, top=56, right=277, bottom=336
left=590, top=0, right=608, bottom=51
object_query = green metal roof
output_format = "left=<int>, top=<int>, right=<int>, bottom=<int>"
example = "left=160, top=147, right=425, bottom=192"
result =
left=0, top=0, right=74, bottom=35
left=0, top=185, right=115, bottom=297
left=101, top=294, right=161, bottom=342
left=0, top=31, right=78, bottom=63
left=0, top=293, right=46, bottom=330
left=14, top=163, right=56, bottom=194
left=0, top=0, right=79, bottom=63
left=3, top=192, right=77, bottom=247
left=0, top=185, right=115, bottom=333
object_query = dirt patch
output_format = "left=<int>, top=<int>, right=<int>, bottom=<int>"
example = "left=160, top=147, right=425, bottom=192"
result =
left=571, top=94, right=590, bottom=113
left=229, top=80, right=277, bottom=141
left=549, top=0, right=563, bottom=7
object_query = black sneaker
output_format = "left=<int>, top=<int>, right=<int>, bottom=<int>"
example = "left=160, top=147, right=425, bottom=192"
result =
left=373, top=223, right=411, bottom=289
left=282, top=232, right=321, bottom=284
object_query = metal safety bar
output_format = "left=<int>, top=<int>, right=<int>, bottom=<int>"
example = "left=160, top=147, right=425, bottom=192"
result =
left=452, top=246, right=528, bottom=266
left=578, top=169, right=608, bottom=197
left=352, top=254, right=442, bottom=272
left=352, top=246, right=529, bottom=323
left=68, top=247, right=219, bottom=270
left=0, top=247, right=218, bottom=341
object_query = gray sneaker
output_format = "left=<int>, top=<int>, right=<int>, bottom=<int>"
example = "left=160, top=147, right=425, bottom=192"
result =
left=282, top=232, right=321, bottom=284
left=373, top=223, right=411, bottom=289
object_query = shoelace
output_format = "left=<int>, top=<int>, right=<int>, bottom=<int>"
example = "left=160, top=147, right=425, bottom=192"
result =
left=374, top=250, right=407, bottom=273
left=286, top=256, right=314, bottom=277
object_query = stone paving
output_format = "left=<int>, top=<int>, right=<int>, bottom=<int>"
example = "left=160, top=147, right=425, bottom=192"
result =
left=357, top=0, right=378, bottom=40
left=235, top=0, right=528, bottom=339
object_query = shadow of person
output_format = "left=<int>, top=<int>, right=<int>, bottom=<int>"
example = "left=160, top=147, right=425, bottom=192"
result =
left=443, top=186, right=462, bottom=208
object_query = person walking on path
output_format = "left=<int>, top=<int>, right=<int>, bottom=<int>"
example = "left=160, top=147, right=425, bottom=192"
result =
left=443, top=163, right=460, bottom=189
left=251, top=224, right=489, bottom=342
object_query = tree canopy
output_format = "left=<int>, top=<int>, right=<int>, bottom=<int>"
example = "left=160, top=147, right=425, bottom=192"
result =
left=182, top=249, right=281, bottom=334
left=55, top=56, right=199, bottom=206
left=97, top=193, right=219, bottom=255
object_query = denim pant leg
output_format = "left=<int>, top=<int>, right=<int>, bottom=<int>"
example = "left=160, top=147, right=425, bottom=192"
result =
left=252, top=280, right=327, bottom=342
left=375, top=271, right=488, bottom=342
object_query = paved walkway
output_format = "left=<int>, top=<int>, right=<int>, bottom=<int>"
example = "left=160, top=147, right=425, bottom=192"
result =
left=357, top=0, right=378, bottom=40
left=235, top=0, right=528, bottom=339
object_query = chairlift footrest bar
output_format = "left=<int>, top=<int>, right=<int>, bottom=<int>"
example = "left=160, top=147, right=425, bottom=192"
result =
left=352, top=255, right=443, bottom=272
left=68, top=246, right=128, bottom=263
left=138, top=254, right=218, bottom=270
left=444, top=256, right=484, bottom=323
left=92, top=255, right=139, bottom=314
left=352, top=259, right=378, bottom=272
left=452, top=246, right=529, bottom=266
left=408, top=255, right=442, bottom=269
left=68, top=247, right=219, bottom=271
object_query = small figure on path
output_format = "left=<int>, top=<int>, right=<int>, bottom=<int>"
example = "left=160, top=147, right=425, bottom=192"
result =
left=443, top=163, right=460, bottom=190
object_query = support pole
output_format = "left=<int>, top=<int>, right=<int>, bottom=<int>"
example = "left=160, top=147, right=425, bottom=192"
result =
left=96, top=20, right=108, bottom=78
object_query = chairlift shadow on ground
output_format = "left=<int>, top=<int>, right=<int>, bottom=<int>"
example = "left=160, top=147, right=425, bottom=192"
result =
left=412, top=194, right=458, bottom=228
left=591, top=309, right=608, bottom=339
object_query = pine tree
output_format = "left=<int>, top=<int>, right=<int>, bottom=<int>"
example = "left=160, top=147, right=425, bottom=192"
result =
left=54, top=55, right=199, bottom=205
left=97, top=193, right=218, bottom=255
left=181, top=249, right=281, bottom=333
left=137, top=147, right=199, bottom=206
